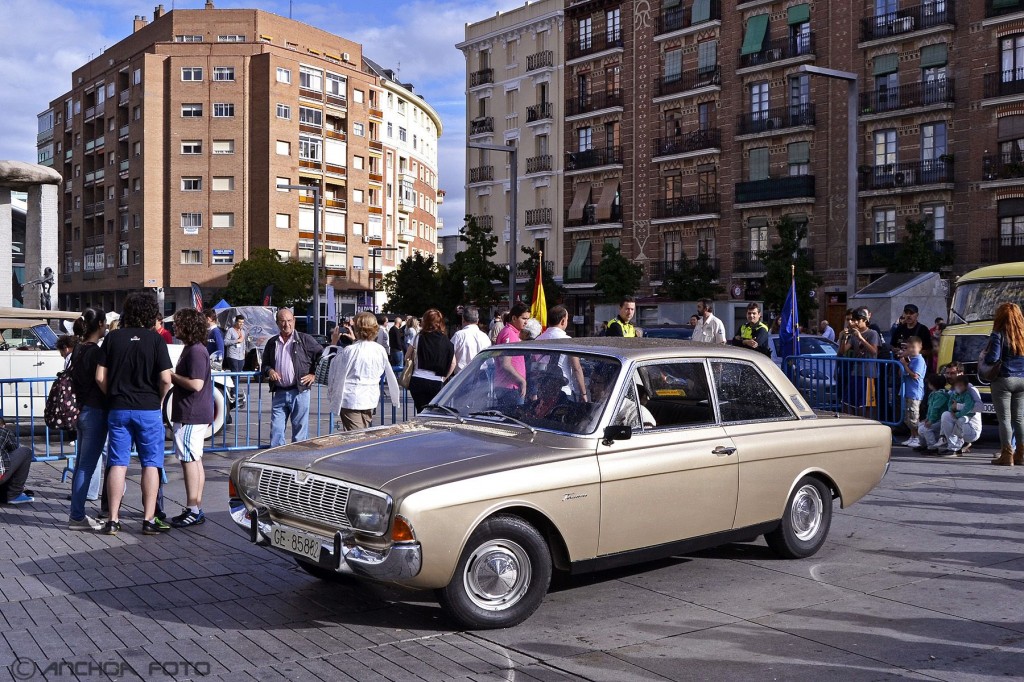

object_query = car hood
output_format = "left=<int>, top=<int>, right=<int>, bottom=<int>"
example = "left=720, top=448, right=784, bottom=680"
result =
left=243, top=419, right=592, bottom=498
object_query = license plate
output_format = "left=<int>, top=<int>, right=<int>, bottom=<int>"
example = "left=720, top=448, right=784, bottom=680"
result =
left=980, top=402, right=996, bottom=413
left=271, top=524, right=324, bottom=562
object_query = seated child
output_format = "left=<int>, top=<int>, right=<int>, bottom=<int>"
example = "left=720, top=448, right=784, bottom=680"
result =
left=917, top=373, right=948, bottom=452
left=939, top=376, right=978, bottom=456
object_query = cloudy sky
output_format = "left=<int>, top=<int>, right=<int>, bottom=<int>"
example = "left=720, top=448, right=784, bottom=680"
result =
left=0, top=0, right=525, bottom=235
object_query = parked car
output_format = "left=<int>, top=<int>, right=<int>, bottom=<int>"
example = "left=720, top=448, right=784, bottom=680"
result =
left=769, top=334, right=840, bottom=406
left=229, top=338, right=891, bottom=629
left=640, top=324, right=694, bottom=340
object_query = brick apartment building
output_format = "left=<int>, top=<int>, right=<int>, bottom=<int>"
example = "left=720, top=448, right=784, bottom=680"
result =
left=463, top=0, right=1024, bottom=332
left=36, top=4, right=441, bottom=315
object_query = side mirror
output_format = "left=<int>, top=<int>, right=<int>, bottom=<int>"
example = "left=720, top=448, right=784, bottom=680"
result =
left=602, top=424, right=632, bottom=446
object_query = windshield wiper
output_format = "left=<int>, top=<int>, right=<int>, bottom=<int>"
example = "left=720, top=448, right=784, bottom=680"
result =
left=949, top=306, right=967, bottom=324
left=423, top=403, right=462, bottom=419
left=467, top=410, right=536, bottom=433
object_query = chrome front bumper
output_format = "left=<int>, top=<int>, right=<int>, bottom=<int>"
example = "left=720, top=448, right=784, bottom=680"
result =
left=229, top=498, right=421, bottom=581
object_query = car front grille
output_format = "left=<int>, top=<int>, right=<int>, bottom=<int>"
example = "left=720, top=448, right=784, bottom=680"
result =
left=256, top=467, right=351, bottom=529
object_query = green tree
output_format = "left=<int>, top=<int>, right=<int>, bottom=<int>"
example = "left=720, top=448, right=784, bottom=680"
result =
left=887, top=217, right=952, bottom=273
left=519, top=245, right=564, bottom=305
left=663, top=252, right=724, bottom=300
left=595, top=242, right=643, bottom=303
left=449, top=214, right=505, bottom=307
left=761, top=217, right=823, bottom=325
left=380, top=253, right=449, bottom=315
left=222, top=248, right=313, bottom=308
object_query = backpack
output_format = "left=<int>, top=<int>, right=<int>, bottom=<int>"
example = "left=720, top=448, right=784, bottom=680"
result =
left=45, top=367, right=79, bottom=431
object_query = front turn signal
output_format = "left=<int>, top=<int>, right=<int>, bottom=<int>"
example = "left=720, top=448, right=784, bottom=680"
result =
left=228, top=478, right=238, bottom=498
left=391, top=515, right=416, bottom=542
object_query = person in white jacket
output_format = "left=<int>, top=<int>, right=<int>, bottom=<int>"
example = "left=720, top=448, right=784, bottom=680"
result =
left=326, top=312, right=400, bottom=431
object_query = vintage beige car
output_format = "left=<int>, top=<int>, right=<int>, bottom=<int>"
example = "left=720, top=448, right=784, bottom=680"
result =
left=229, top=339, right=891, bottom=629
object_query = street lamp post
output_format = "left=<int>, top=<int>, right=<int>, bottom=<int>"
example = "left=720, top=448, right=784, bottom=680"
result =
left=796, top=65, right=859, bottom=300
left=468, top=141, right=518, bottom=305
left=369, top=246, right=399, bottom=312
left=281, top=184, right=321, bottom=334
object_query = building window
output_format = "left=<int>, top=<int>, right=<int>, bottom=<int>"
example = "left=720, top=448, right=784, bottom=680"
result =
left=352, top=256, right=364, bottom=270
left=578, top=17, right=592, bottom=50
left=299, top=134, right=322, bottom=161
left=873, top=129, right=897, bottom=168
left=276, top=103, right=291, bottom=119
left=789, top=74, right=810, bottom=114
left=217, top=34, right=244, bottom=42
left=921, top=122, right=947, bottom=163
left=326, top=72, right=346, bottom=97
left=213, top=66, right=235, bottom=81
left=874, top=207, right=897, bottom=243
left=664, top=232, right=682, bottom=263
left=132, top=68, right=141, bottom=85
left=212, top=139, right=234, bottom=154
left=181, top=213, right=203, bottom=232
left=748, top=147, right=769, bottom=181
left=212, top=213, right=235, bottom=228
left=353, top=123, right=365, bottom=136
left=181, top=67, right=203, bottom=81
left=607, top=8, right=621, bottom=42
left=299, top=106, right=323, bottom=126
left=180, top=250, right=202, bottom=264
left=277, top=67, right=291, bottom=84
left=276, top=140, right=291, bottom=155
left=578, top=126, right=592, bottom=152
left=181, top=177, right=202, bottom=191
left=399, top=126, right=407, bottom=142
left=181, top=140, right=202, bottom=154
left=1001, top=35, right=1024, bottom=85
left=353, top=89, right=364, bottom=103
left=276, top=213, right=290, bottom=229
left=387, top=122, right=393, bottom=137
left=213, top=103, right=234, bottom=117
left=175, top=35, right=203, bottom=42
left=921, top=203, right=945, bottom=241
left=748, top=219, right=769, bottom=252
left=353, top=155, right=364, bottom=170
left=118, top=242, right=128, bottom=267
left=211, top=176, right=234, bottom=191
left=1001, top=213, right=1024, bottom=246
left=181, top=103, right=203, bottom=117
left=133, top=106, right=141, bottom=121
left=299, top=66, right=323, bottom=91
left=788, top=142, right=810, bottom=176
left=664, top=49, right=682, bottom=82
left=276, top=177, right=291, bottom=191
left=750, top=81, right=769, bottom=117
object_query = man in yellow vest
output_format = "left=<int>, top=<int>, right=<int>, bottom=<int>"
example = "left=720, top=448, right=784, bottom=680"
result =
left=605, top=296, right=637, bottom=337
left=732, top=302, right=771, bottom=356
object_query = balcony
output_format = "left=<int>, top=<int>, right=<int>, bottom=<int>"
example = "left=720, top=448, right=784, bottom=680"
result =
left=987, top=0, right=1024, bottom=18
left=470, top=117, right=494, bottom=135
left=566, top=90, right=623, bottom=117
left=118, top=125, right=129, bottom=139
left=369, top=140, right=383, bottom=152
left=656, top=0, right=721, bottom=36
left=568, top=31, right=624, bottom=61
left=733, top=251, right=768, bottom=273
left=368, top=172, right=383, bottom=184
left=737, top=104, right=815, bottom=135
left=506, top=260, right=555, bottom=278
left=368, top=107, right=383, bottom=119
left=983, top=69, right=1024, bottom=99
left=473, top=215, right=494, bottom=231
left=652, top=194, right=720, bottom=220
left=566, top=204, right=622, bottom=228
left=119, top=89, right=129, bottom=105
left=982, top=152, right=1024, bottom=181
left=563, top=263, right=595, bottom=283
left=860, top=79, right=954, bottom=115
left=652, top=127, right=721, bottom=158
left=650, top=257, right=721, bottom=282
left=525, top=207, right=553, bottom=226
left=470, top=68, right=494, bottom=87
left=526, top=102, right=553, bottom=122
left=526, top=155, right=553, bottom=174
left=299, top=87, right=323, bottom=101
left=982, top=237, right=1024, bottom=263
left=735, top=175, right=815, bottom=204
left=566, top=146, right=623, bottom=172
left=469, top=165, right=494, bottom=183
left=527, top=50, right=554, bottom=71
left=324, top=198, right=347, bottom=210
left=739, top=34, right=815, bottom=70
left=326, top=92, right=347, bottom=108
left=859, top=1, right=955, bottom=42
left=654, top=66, right=721, bottom=98
left=858, top=240, right=954, bottom=269
left=858, top=159, right=953, bottom=191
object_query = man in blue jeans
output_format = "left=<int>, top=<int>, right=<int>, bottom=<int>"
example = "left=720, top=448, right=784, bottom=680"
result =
left=261, top=308, right=323, bottom=447
left=96, top=292, right=173, bottom=535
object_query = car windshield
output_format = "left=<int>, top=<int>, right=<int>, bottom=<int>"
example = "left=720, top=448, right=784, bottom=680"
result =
left=951, top=280, right=1024, bottom=323
left=427, top=348, right=622, bottom=436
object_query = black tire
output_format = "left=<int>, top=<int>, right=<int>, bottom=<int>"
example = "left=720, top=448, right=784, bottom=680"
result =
left=436, top=515, right=552, bottom=630
left=765, top=476, right=833, bottom=559
left=294, top=558, right=356, bottom=584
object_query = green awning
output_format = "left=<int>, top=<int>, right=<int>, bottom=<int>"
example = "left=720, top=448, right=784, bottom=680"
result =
left=788, top=141, right=810, bottom=164
left=920, top=43, right=947, bottom=68
left=567, top=240, right=591, bottom=280
left=691, top=0, right=712, bottom=23
left=992, top=0, right=1020, bottom=9
left=663, top=0, right=681, bottom=8
left=872, top=53, right=899, bottom=76
left=787, top=4, right=810, bottom=25
left=740, top=14, right=769, bottom=56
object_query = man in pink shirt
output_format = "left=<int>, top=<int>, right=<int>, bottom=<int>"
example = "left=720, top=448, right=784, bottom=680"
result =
left=494, top=302, right=531, bottom=407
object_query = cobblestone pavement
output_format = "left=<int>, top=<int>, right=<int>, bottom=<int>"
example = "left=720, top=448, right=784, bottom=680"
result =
left=1, top=443, right=1022, bottom=681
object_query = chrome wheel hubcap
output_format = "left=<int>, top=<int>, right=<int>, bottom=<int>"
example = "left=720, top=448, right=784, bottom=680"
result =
left=791, top=484, right=823, bottom=542
left=464, top=540, right=532, bottom=611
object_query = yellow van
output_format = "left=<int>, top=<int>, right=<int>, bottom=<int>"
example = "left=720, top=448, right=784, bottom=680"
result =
left=937, top=262, right=1024, bottom=415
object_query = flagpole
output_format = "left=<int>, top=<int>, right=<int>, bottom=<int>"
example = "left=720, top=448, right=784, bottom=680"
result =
left=791, top=264, right=798, bottom=356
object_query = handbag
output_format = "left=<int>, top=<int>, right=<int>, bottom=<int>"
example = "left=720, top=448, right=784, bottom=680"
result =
left=398, top=337, right=416, bottom=389
left=977, top=335, right=1004, bottom=383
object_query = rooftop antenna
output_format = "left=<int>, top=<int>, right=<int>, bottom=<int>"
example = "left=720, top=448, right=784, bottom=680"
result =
left=289, top=0, right=293, bottom=18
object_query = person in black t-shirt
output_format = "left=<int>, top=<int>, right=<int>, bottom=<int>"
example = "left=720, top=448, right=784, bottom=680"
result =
left=68, top=308, right=109, bottom=530
left=890, top=304, right=934, bottom=364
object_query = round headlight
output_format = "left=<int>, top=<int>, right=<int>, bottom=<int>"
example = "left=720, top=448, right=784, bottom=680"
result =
left=237, top=466, right=262, bottom=503
left=345, top=489, right=391, bottom=535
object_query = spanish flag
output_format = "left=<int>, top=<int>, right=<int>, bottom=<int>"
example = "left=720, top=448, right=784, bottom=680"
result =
left=530, top=252, right=547, bottom=329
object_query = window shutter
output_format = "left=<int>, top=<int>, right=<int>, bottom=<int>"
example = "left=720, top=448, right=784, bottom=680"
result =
left=998, top=115, right=1024, bottom=141
left=788, top=142, right=810, bottom=164
left=740, top=14, right=769, bottom=56
left=872, top=54, right=899, bottom=76
left=998, top=199, right=1024, bottom=218
left=697, top=41, right=718, bottom=71
left=691, top=0, right=711, bottom=23
left=749, top=148, right=770, bottom=181
left=665, top=50, right=682, bottom=79
left=787, top=3, right=810, bottom=25
left=920, top=43, right=948, bottom=68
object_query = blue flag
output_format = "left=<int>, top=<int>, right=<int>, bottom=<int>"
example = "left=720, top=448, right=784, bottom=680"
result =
left=779, top=276, right=800, bottom=358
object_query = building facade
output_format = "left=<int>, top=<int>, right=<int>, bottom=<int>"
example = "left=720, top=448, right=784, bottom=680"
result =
left=458, top=0, right=566, bottom=297
left=36, top=5, right=441, bottom=315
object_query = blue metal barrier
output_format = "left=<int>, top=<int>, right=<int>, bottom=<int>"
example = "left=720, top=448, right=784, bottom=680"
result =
left=782, top=355, right=906, bottom=426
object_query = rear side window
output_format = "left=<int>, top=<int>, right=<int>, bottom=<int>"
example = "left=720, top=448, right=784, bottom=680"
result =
left=711, top=361, right=794, bottom=423
left=624, top=361, right=715, bottom=430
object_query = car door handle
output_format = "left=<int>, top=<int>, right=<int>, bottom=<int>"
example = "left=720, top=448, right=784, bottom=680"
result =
left=712, top=445, right=736, bottom=457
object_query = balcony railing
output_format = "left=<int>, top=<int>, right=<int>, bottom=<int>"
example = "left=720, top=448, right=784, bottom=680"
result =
left=509, top=260, right=555, bottom=277
left=982, top=237, right=1024, bottom=263
left=527, top=50, right=554, bottom=71
left=652, top=127, right=721, bottom=157
left=737, top=104, right=816, bottom=135
left=858, top=159, right=953, bottom=191
left=986, top=0, right=1024, bottom=18
left=654, top=66, right=721, bottom=98
left=566, top=146, right=623, bottom=171
left=473, top=215, right=493, bottom=230
left=568, top=31, right=624, bottom=60
left=525, top=208, right=553, bottom=226
left=983, top=69, right=1024, bottom=99
left=652, top=194, right=720, bottom=219
left=860, top=1, right=955, bottom=42
left=656, top=0, right=721, bottom=35
left=470, top=68, right=494, bottom=87
left=526, top=155, right=553, bottom=174
left=739, top=34, right=815, bottom=69
left=469, top=165, right=493, bottom=183
left=733, top=251, right=768, bottom=273
left=735, top=175, right=816, bottom=203
left=566, top=90, right=623, bottom=116
left=526, top=102, right=553, bottom=122
left=650, top=257, right=720, bottom=281
left=470, top=117, right=494, bottom=135
left=860, top=79, right=954, bottom=114
left=565, top=204, right=623, bottom=228
left=982, top=152, right=1024, bottom=181
left=858, top=240, right=954, bottom=269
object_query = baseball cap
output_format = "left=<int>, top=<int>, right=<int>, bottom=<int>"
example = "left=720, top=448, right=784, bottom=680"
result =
left=903, top=304, right=919, bottom=314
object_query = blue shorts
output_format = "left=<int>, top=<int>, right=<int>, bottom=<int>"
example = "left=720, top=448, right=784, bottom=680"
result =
left=107, top=409, right=165, bottom=469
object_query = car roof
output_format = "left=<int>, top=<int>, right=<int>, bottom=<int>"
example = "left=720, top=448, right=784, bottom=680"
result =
left=512, top=337, right=778, bottom=364
left=0, top=306, right=80, bottom=321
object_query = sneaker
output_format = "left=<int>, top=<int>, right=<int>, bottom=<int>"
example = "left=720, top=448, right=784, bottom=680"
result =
left=900, top=437, right=916, bottom=447
left=155, top=510, right=167, bottom=522
left=937, top=445, right=959, bottom=457
left=69, top=516, right=104, bottom=531
left=142, top=518, right=172, bottom=535
left=170, top=509, right=206, bottom=528
left=7, top=493, right=34, bottom=505
left=100, top=520, right=121, bottom=535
